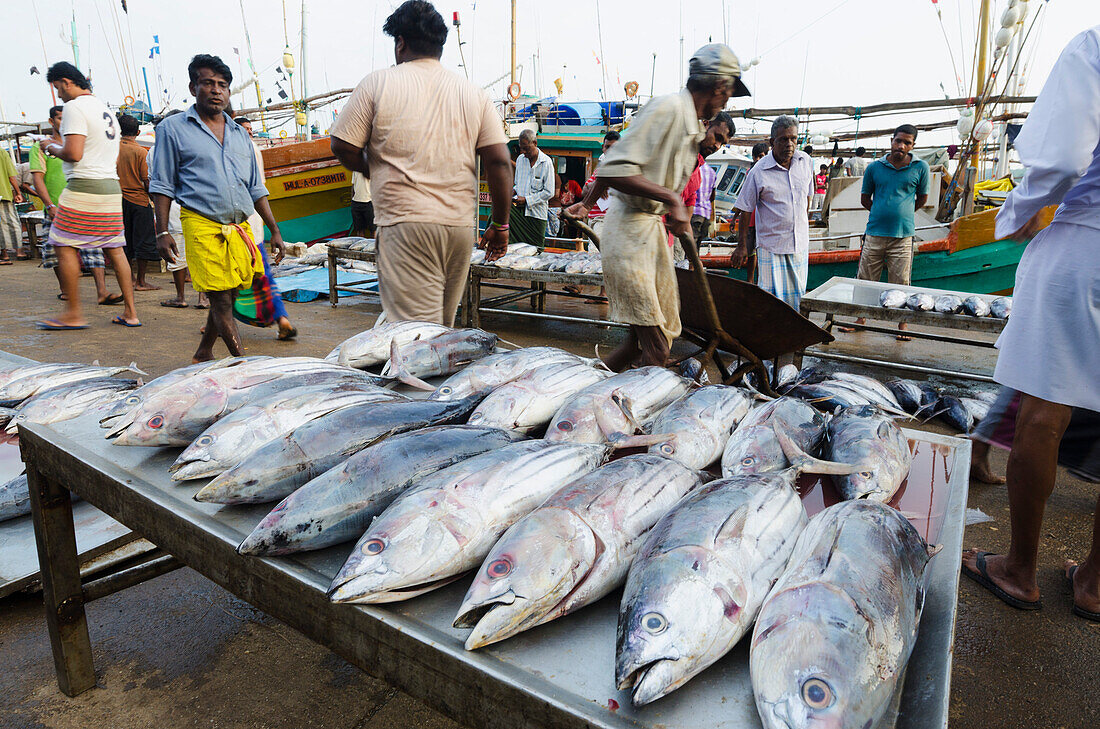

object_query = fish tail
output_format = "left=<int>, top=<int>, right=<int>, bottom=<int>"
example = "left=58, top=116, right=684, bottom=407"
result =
left=773, top=426, right=865, bottom=477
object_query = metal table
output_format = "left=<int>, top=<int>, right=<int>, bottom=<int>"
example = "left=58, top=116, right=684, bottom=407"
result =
left=799, top=276, right=1007, bottom=381
left=18, top=210, right=44, bottom=259
left=466, top=264, right=618, bottom=330
left=21, top=407, right=968, bottom=729
left=326, top=245, right=380, bottom=306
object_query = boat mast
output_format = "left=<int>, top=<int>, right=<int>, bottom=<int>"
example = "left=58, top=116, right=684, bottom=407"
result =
left=973, top=0, right=992, bottom=170
left=239, top=0, right=267, bottom=132
left=510, top=0, right=517, bottom=88
left=301, top=0, right=310, bottom=140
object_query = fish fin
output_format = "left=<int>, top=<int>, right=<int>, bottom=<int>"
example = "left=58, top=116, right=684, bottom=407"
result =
left=92, top=359, right=100, bottom=366
left=773, top=426, right=865, bottom=476
left=609, top=432, right=675, bottom=449
left=610, top=391, right=642, bottom=432
left=382, top=338, right=436, bottom=389
left=591, top=345, right=613, bottom=372
left=496, top=337, right=522, bottom=350
left=127, top=361, right=149, bottom=376
left=926, top=542, right=944, bottom=558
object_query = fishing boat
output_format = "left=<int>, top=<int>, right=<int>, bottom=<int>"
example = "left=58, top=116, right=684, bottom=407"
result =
left=259, top=137, right=353, bottom=243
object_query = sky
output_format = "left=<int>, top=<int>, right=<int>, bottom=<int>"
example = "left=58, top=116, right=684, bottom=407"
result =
left=3, top=0, right=1098, bottom=148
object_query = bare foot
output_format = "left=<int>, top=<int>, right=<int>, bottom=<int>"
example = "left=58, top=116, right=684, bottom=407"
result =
left=192, top=350, right=215, bottom=364
left=962, top=549, right=1041, bottom=604
left=134, top=281, right=161, bottom=291
left=971, top=461, right=1007, bottom=485
left=1065, top=560, right=1100, bottom=615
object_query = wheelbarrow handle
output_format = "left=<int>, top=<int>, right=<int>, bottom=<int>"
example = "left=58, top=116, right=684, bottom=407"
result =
left=559, top=210, right=601, bottom=249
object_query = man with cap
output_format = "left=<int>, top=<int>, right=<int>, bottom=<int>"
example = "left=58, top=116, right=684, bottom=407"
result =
left=566, top=44, right=749, bottom=371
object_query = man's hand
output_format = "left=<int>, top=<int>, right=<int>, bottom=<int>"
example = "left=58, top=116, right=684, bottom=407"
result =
left=730, top=244, right=751, bottom=269
left=513, top=195, right=526, bottom=208
left=12, top=191, right=23, bottom=204
left=478, top=226, right=509, bottom=262
left=157, top=232, right=179, bottom=264
left=1008, top=209, right=1047, bottom=242
left=269, top=231, right=286, bottom=265
left=666, top=199, right=691, bottom=237
left=564, top=201, right=592, bottom=220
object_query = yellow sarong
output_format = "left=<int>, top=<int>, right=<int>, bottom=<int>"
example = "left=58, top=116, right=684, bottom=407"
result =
left=179, top=208, right=263, bottom=292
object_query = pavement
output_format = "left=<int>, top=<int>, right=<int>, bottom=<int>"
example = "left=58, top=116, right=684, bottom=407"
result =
left=0, top=259, right=1097, bottom=728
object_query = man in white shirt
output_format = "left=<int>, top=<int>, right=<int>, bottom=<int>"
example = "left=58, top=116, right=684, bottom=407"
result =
left=843, top=146, right=869, bottom=176
left=349, top=171, right=374, bottom=237
left=510, top=129, right=554, bottom=246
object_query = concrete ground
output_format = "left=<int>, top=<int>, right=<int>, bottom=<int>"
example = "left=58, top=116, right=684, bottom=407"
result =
left=0, top=259, right=1097, bottom=728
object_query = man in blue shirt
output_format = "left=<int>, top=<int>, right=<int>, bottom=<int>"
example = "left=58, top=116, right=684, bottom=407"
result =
left=150, top=54, right=286, bottom=363
left=849, top=124, right=929, bottom=338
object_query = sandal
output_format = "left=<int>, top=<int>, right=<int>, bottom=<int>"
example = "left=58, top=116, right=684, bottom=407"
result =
left=161, top=299, right=189, bottom=308
left=1064, top=565, right=1100, bottom=622
left=961, top=552, right=1041, bottom=610
left=111, top=315, right=142, bottom=328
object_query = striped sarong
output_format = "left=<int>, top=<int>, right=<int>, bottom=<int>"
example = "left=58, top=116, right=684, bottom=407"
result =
left=757, top=248, right=808, bottom=310
left=47, top=179, right=125, bottom=249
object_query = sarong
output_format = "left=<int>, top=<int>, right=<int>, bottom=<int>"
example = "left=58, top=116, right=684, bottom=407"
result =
left=234, top=246, right=288, bottom=327
left=48, top=179, right=125, bottom=249
left=757, top=248, right=808, bottom=310
left=179, top=208, right=263, bottom=293
left=509, top=205, right=547, bottom=246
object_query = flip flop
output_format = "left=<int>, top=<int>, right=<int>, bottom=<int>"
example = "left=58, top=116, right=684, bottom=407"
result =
left=0, top=258, right=11, bottom=266
left=98, top=293, right=125, bottom=305
left=896, top=334, right=913, bottom=342
left=961, top=552, right=1042, bottom=610
left=111, top=315, right=142, bottom=328
left=36, top=318, right=88, bottom=331
left=837, top=325, right=858, bottom=333
left=160, top=299, right=189, bottom=308
left=277, top=326, right=298, bottom=341
left=1064, top=565, right=1100, bottom=623
left=194, top=301, right=209, bottom=309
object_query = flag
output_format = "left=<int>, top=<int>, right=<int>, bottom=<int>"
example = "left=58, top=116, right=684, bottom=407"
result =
left=553, top=77, right=563, bottom=95
left=153, top=35, right=159, bottom=43
left=121, top=0, right=128, bottom=13
left=233, top=47, right=240, bottom=55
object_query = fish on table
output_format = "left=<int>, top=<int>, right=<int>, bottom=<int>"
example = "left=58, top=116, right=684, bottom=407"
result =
left=647, top=385, right=754, bottom=469
left=0, top=362, right=145, bottom=408
left=962, top=295, right=991, bottom=317
left=905, top=293, right=935, bottom=312
left=467, top=360, right=612, bottom=434
left=990, top=296, right=1012, bottom=319
left=6, top=377, right=138, bottom=435
left=382, top=328, right=499, bottom=388
left=879, top=289, right=907, bottom=309
left=721, top=397, right=827, bottom=477
left=886, top=379, right=924, bottom=415
left=428, top=347, right=587, bottom=402
left=933, top=294, right=964, bottom=315
left=333, top=320, right=451, bottom=369
left=822, top=405, right=912, bottom=502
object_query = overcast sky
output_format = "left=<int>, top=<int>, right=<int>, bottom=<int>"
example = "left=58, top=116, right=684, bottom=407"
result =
left=4, top=0, right=1098, bottom=148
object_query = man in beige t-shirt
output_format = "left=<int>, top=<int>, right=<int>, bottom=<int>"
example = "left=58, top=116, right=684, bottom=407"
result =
left=330, top=0, right=512, bottom=326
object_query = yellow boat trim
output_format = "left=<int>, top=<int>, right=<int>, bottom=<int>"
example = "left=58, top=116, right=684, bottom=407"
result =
left=266, top=167, right=352, bottom=202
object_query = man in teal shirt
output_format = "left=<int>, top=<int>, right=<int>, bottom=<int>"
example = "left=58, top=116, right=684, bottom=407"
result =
left=849, top=124, right=929, bottom=338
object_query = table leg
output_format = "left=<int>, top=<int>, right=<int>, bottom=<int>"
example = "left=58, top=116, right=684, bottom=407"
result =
left=328, top=250, right=338, bottom=307
left=26, top=465, right=96, bottom=696
left=535, top=282, right=546, bottom=313
left=470, top=274, right=482, bottom=329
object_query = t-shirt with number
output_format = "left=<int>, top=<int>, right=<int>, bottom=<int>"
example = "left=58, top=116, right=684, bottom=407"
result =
left=59, top=94, right=120, bottom=181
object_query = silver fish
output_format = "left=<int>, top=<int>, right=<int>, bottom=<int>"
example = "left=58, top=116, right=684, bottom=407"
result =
left=886, top=379, right=923, bottom=415
left=334, top=321, right=451, bottom=369
left=238, top=425, right=525, bottom=556
left=905, top=293, right=935, bottom=311
left=195, top=396, right=484, bottom=504
left=823, top=406, right=912, bottom=502
left=788, top=379, right=909, bottom=418
left=934, top=393, right=974, bottom=433
left=382, top=328, right=499, bottom=387
left=6, top=378, right=138, bottom=435
left=329, top=441, right=610, bottom=604
left=647, top=386, right=754, bottom=469
left=0, top=407, right=16, bottom=429
left=0, top=473, right=31, bottom=522
left=750, top=500, right=936, bottom=729
left=959, top=396, right=991, bottom=425
left=933, top=294, right=964, bottom=314
left=828, top=373, right=904, bottom=412
left=429, top=347, right=586, bottom=401
left=0, top=362, right=145, bottom=407
left=110, top=358, right=377, bottom=447
left=879, top=289, right=907, bottom=308
left=776, top=364, right=800, bottom=389
left=990, top=296, right=1012, bottom=319
left=962, top=295, right=991, bottom=317
left=454, top=454, right=704, bottom=649
left=545, top=366, right=693, bottom=444
left=169, top=383, right=405, bottom=481
left=467, top=361, right=611, bottom=434
left=721, top=398, right=826, bottom=477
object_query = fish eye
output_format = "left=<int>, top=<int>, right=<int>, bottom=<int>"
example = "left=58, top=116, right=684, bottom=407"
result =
left=147, top=415, right=164, bottom=429
left=641, top=612, right=668, bottom=634
left=859, top=470, right=873, bottom=479
left=801, top=677, right=834, bottom=709
left=659, top=443, right=675, bottom=455
left=196, top=435, right=214, bottom=446
left=125, top=395, right=140, bottom=405
left=439, top=386, right=452, bottom=395
left=557, top=420, right=574, bottom=432
left=363, top=538, right=386, bottom=555
left=741, top=456, right=754, bottom=467
left=487, top=557, right=513, bottom=579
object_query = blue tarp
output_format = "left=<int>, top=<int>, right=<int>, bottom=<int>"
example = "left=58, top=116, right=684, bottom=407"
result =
left=275, top=268, right=378, bottom=303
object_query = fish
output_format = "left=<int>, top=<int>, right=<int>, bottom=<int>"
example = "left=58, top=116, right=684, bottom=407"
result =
left=647, top=385, right=754, bottom=469
left=750, top=500, right=936, bottom=729
left=0, top=362, right=145, bottom=407
left=973, top=389, right=998, bottom=406
left=776, top=364, right=800, bottom=390
left=962, top=295, right=991, bottom=317
left=544, top=366, right=693, bottom=444
left=879, top=289, right=907, bottom=308
left=905, top=293, right=935, bottom=311
left=469, top=249, right=487, bottom=265
left=916, top=382, right=942, bottom=417
left=333, top=321, right=451, bottom=369
left=237, top=425, right=525, bottom=556
left=886, top=379, right=924, bottom=415
left=0, top=363, right=88, bottom=402
left=194, top=396, right=484, bottom=504
left=381, top=328, right=499, bottom=387
left=169, top=383, right=406, bottom=481
left=454, top=453, right=704, bottom=649
left=822, top=406, right=912, bottom=502
left=721, top=398, right=826, bottom=477
left=329, top=441, right=610, bottom=604
left=990, top=296, right=1012, bottom=319
left=467, top=360, right=612, bottom=434
left=0, top=407, right=16, bottom=429
left=828, top=373, right=905, bottom=412
left=959, top=396, right=991, bottom=425
left=933, top=294, right=964, bottom=315
left=110, top=358, right=378, bottom=447
left=429, top=347, right=588, bottom=401
left=6, top=378, right=139, bottom=435
left=0, top=473, right=31, bottom=522
left=934, top=393, right=974, bottom=432
left=787, top=378, right=910, bottom=418
left=98, top=357, right=264, bottom=429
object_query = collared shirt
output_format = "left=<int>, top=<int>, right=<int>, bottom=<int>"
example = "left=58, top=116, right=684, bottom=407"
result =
left=514, top=149, right=554, bottom=220
left=862, top=154, right=930, bottom=238
left=148, top=105, right=267, bottom=225
left=0, top=148, right=17, bottom=202
left=330, top=58, right=508, bottom=228
left=843, top=156, right=869, bottom=176
left=997, top=26, right=1100, bottom=238
left=117, top=137, right=151, bottom=207
left=29, top=141, right=66, bottom=205
left=734, top=150, right=814, bottom=254
left=693, top=158, right=717, bottom=217
left=597, top=89, right=705, bottom=215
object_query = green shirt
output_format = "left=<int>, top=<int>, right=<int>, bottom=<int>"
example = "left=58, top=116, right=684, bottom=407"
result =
left=29, top=142, right=67, bottom=206
left=0, top=148, right=16, bottom=202
left=861, top=155, right=930, bottom=238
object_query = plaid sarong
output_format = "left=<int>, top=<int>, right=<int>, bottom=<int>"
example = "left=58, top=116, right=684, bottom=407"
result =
left=0, top=200, right=21, bottom=251
left=757, top=248, right=808, bottom=310
left=48, top=179, right=126, bottom=249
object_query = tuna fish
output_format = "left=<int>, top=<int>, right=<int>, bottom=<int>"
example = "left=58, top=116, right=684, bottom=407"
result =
left=238, top=425, right=524, bottom=556
left=933, top=294, right=964, bottom=314
left=382, top=328, right=499, bottom=387
left=467, top=361, right=612, bottom=434
left=0, top=362, right=145, bottom=407
left=329, top=441, right=611, bottom=603
left=886, top=379, right=924, bottom=415
left=905, top=293, right=935, bottom=312
left=750, top=500, right=936, bottom=729
left=962, top=295, right=991, bottom=317
left=721, top=398, right=827, bottom=477
left=879, top=289, right=907, bottom=309
left=823, top=406, right=912, bottom=502
left=195, top=396, right=483, bottom=504
left=333, top=321, right=451, bottom=369
left=647, top=386, right=754, bottom=469
left=828, top=373, right=905, bottom=411
left=169, top=383, right=406, bottom=481
left=934, top=393, right=975, bottom=433
left=454, top=454, right=704, bottom=649
left=6, top=378, right=138, bottom=435
left=0, top=473, right=31, bottom=522
left=428, top=347, right=587, bottom=401
left=990, top=296, right=1012, bottom=319
left=544, top=366, right=693, bottom=444
left=959, top=396, right=991, bottom=425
